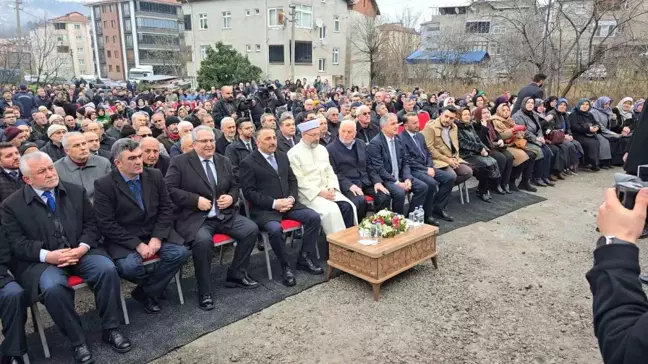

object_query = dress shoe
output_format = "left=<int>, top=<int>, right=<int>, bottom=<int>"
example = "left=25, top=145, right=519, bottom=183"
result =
left=72, top=344, right=94, bottom=364
left=102, top=329, right=132, bottom=353
left=282, top=266, right=296, bottom=286
left=557, top=172, right=567, bottom=180
left=600, top=164, right=610, bottom=170
left=297, top=252, right=324, bottom=275
left=225, top=275, right=260, bottom=289
left=476, top=191, right=492, bottom=203
left=502, top=184, right=512, bottom=194
left=1, top=356, right=24, bottom=364
left=518, top=182, right=538, bottom=193
left=591, top=165, right=601, bottom=172
left=494, top=185, right=506, bottom=195
left=549, top=174, right=559, bottom=182
left=198, top=294, right=215, bottom=311
left=256, top=236, right=265, bottom=252
left=640, top=274, right=648, bottom=285
left=433, top=210, right=454, bottom=222
left=424, top=216, right=439, bottom=226
left=131, top=287, right=161, bottom=314
left=542, top=178, right=556, bottom=187
left=531, top=179, right=547, bottom=187
left=508, top=184, right=520, bottom=192
left=566, top=169, right=577, bottom=176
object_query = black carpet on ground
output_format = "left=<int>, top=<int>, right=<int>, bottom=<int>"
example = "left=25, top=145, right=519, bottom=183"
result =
left=23, top=189, right=545, bottom=363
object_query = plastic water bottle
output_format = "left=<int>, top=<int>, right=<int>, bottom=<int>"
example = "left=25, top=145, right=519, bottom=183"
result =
left=416, top=206, right=424, bottom=226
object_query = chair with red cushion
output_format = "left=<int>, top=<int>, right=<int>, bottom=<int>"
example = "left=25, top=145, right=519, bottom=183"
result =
left=142, top=254, right=184, bottom=305
left=364, top=195, right=375, bottom=211
left=212, top=233, right=237, bottom=265
left=418, top=111, right=431, bottom=130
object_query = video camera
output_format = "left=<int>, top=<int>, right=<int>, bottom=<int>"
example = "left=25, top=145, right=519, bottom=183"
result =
left=615, top=166, right=648, bottom=209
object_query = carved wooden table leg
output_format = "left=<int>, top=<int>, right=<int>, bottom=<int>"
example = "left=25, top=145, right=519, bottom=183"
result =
left=371, top=283, right=381, bottom=301
left=326, top=265, right=334, bottom=281
left=431, top=256, right=438, bottom=269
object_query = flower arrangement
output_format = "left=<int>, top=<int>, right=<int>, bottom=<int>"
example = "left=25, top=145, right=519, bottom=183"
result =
left=359, top=209, right=408, bottom=239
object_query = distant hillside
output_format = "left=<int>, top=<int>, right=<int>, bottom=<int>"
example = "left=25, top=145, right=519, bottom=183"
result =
left=0, top=0, right=88, bottom=36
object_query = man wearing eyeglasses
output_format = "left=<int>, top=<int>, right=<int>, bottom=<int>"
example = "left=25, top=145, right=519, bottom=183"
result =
left=166, top=126, right=260, bottom=311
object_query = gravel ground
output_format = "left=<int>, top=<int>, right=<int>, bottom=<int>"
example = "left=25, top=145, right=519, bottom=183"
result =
left=150, top=168, right=638, bottom=364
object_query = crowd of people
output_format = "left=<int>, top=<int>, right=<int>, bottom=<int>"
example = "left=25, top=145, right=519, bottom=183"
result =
left=0, top=73, right=644, bottom=364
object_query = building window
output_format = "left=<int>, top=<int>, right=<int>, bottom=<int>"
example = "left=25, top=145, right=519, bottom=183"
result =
left=319, top=25, right=327, bottom=40
left=333, top=16, right=340, bottom=32
left=491, top=23, right=506, bottom=34
left=490, top=42, right=503, bottom=55
left=76, top=36, right=83, bottom=41
left=295, top=5, right=312, bottom=28
left=318, top=58, right=326, bottom=72
left=54, top=23, right=66, bottom=30
left=77, top=47, right=83, bottom=53
left=115, top=50, right=119, bottom=58
left=124, top=21, right=131, bottom=32
left=255, top=44, right=261, bottom=52
left=105, top=36, right=109, bottom=43
left=332, top=47, right=339, bottom=64
left=107, top=50, right=112, bottom=58
left=292, top=41, right=312, bottom=64
left=94, top=6, right=101, bottom=19
left=56, top=36, right=65, bottom=42
left=245, top=9, right=250, bottom=16
left=222, top=11, right=231, bottom=29
left=184, top=14, right=192, bottom=30
left=198, top=13, right=208, bottom=30
left=268, top=45, right=284, bottom=63
left=268, top=8, right=283, bottom=27
left=125, top=34, right=133, bottom=47
left=122, top=3, right=130, bottom=16
left=79, top=59, right=85, bottom=65
left=109, top=65, right=113, bottom=72
left=255, top=8, right=260, bottom=15
left=136, top=17, right=179, bottom=30
left=465, top=21, right=490, bottom=34
left=595, top=20, right=617, bottom=37
left=116, top=65, right=121, bottom=72
left=200, top=45, right=207, bottom=60
left=139, top=1, right=177, bottom=15
left=74, top=24, right=81, bottom=30
left=246, top=45, right=251, bottom=53
left=57, top=46, right=70, bottom=53
left=108, top=4, right=114, bottom=12
left=111, top=20, right=116, bottom=28
left=112, top=35, right=117, bottom=43
left=426, top=22, right=440, bottom=32
left=103, top=20, right=107, bottom=28
left=470, top=41, right=489, bottom=51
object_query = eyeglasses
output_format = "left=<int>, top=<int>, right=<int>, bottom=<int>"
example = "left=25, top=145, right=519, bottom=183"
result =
left=138, top=133, right=153, bottom=137
left=362, top=112, right=370, bottom=116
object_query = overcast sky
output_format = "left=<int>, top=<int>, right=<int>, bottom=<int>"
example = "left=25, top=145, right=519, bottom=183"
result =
left=376, top=0, right=471, bottom=25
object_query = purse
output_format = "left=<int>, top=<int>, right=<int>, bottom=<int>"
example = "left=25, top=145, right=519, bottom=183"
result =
left=546, top=130, right=565, bottom=144
left=514, top=138, right=528, bottom=148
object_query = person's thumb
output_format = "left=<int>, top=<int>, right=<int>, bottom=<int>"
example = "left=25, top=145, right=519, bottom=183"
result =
left=633, top=188, right=648, bottom=218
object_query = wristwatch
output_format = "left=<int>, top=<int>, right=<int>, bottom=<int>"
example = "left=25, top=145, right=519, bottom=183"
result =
left=596, top=235, right=634, bottom=248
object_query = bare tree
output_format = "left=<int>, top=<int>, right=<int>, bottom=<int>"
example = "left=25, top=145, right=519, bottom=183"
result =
left=348, top=15, right=385, bottom=87
left=376, top=8, right=422, bottom=86
left=29, top=23, right=73, bottom=86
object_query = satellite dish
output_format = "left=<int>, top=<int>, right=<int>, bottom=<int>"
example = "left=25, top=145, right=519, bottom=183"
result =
left=315, top=18, right=324, bottom=28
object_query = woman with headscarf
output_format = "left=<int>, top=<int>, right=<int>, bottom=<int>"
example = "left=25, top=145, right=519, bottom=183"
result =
left=456, top=107, right=501, bottom=202
left=491, top=95, right=510, bottom=116
left=421, top=94, right=439, bottom=119
left=443, top=97, right=456, bottom=109
left=632, top=99, right=644, bottom=128
left=535, top=99, right=567, bottom=181
left=590, top=96, right=629, bottom=167
left=547, top=98, right=583, bottom=175
left=613, top=97, right=635, bottom=134
left=491, top=103, right=537, bottom=192
left=568, top=98, right=603, bottom=171
left=512, top=97, right=554, bottom=187
left=543, top=96, right=559, bottom=113
left=473, top=106, right=514, bottom=194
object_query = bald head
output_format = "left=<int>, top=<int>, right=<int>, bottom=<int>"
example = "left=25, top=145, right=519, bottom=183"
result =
left=139, top=136, right=159, bottom=149
left=221, top=86, right=234, bottom=101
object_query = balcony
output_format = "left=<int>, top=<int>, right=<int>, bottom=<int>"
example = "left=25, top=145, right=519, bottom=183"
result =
left=136, top=26, right=180, bottom=34
left=139, top=57, right=182, bottom=65
left=135, top=10, right=180, bottom=20
left=138, top=42, right=179, bottom=51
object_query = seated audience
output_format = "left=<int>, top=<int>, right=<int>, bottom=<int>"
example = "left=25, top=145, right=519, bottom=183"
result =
left=546, top=99, right=583, bottom=175
left=568, top=99, right=604, bottom=172
left=224, top=118, right=256, bottom=175
left=40, top=124, right=67, bottom=162
left=355, top=105, right=379, bottom=144
left=169, top=121, right=194, bottom=157
left=276, top=112, right=300, bottom=154
left=473, top=107, right=515, bottom=193
left=140, top=137, right=170, bottom=175
left=216, top=117, right=236, bottom=155
left=84, top=131, right=112, bottom=161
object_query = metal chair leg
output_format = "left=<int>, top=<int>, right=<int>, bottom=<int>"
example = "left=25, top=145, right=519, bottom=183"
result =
left=175, top=270, right=184, bottom=305
left=22, top=353, right=30, bottom=364
left=314, top=227, right=321, bottom=260
left=119, top=289, right=130, bottom=325
left=458, top=184, right=464, bottom=205
left=30, top=304, right=50, bottom=358
left=263, top=233, right=273, bottom=280
left=218, top=246, right=224, bottom=265
left=464, top=182, right=470, bottom=203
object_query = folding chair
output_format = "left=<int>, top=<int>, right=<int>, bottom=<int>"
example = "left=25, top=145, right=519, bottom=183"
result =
left=417, top=111, right=431, bottom=130
left=456, top=181, right=470, bottom=205
left=212, top=234, right=237, bottom=265
left=30, top=275, right=129, bottom=359
left=142, top=254, right=184, bottom=305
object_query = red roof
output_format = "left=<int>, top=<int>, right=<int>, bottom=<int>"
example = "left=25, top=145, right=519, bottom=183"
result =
left=52, top=11, right=89, bottom=23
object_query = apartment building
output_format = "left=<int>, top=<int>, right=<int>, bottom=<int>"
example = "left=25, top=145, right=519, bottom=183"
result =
left=183, top=0, right=379, bottom=86
left=29, top=12, right=94, bottom=81
left=86, top=0, right=186, bottom=80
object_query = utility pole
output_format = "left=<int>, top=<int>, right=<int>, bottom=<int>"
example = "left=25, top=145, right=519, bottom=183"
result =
left=289, top=4, right=296, bottom=82
left=15, top=0, right=23, bottom=81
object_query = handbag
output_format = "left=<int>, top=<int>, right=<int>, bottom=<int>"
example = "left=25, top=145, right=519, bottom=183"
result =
left=546, top=129, right=565, bottom=144
left=513, top=138, right=527, bottom=148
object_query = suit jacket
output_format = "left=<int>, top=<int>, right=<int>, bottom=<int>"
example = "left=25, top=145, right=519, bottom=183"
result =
left=0, top=169, right=23, bottom=204
left=0, top=235, right=14, bottom=289
left=239, top=150, right=306, bottom=227
left=366, top=133, right=413, bottom=184
left=1, top=182, right=105, bottom=303
left=421, top=118, right=467, bottom=169
left=147, top=154, right=170, bottom=176
left=95, top=148, right=112, bottom=161
left=276, top=132, right=300, bottom=154
left=93, top=168, right=182, bottom=260
left=356, top=121, right=380, bottom=144
left=224, top=138, right=257, bottom=175
left=327, top=138, right=374, bottom=191
left=399, top=130, right=434, bottom=173
left=216, top=135, right=232, bottom=155
left=165, top=150, right=239, bottom=242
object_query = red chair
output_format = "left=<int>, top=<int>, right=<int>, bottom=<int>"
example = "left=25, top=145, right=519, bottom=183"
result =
left=212, top=233, right=237, bottom=265
left=142, top=254, right=184, bottom=305
left=365, top=195, right=375, bottom=211
left=418, top=111, right=431, bottom=130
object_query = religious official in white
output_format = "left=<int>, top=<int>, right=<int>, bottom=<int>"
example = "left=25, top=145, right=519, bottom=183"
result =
left=287, top=120, right=357, bottom=234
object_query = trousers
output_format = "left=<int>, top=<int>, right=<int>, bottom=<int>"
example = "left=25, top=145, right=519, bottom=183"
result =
left=0, top=281, right=26, bottom=356
left=263, top=208, right=321, bottom=266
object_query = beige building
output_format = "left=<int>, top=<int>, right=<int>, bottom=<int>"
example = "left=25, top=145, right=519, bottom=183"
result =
left=29, top=12, right=95, bottom=81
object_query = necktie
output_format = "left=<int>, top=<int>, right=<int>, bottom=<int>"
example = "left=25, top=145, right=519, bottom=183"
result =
left=267, top=154, right=278, bottom=172
left=8, top=171, right=18, bottom=181
left=389, top=139, right=399, bottom=181
left=245, top=142, right=251, bottom=152
left=203, top=160, right=217, bottom=191
left=289, top=138, right=294, bottom=147
left=127, top=180, right=144, bottom=210
left=412, top=134, right=426, bottom=160
left=42, top=191, right=56, bottom=212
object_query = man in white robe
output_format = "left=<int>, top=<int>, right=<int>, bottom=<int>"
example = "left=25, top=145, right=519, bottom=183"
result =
left=288, top=120, right=357, bottom=235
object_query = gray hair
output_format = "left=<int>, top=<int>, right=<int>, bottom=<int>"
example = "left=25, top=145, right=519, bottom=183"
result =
left=61, top=131, right=84, bottom=149
left=191, top=125, right=215, bottom=142
left=356, top=105, right=370, bottom=117
left=220, top=117, right=235, bottom=130
left=339, top=119, right=356, bottom=130
left=19, top=151, right=53, bottom=177
left=260, top=113, right=274, bottom=123
left=131, top=111, right=148, bottom=123
left=178, top=121, right=193, bottom=132
left=326, top=107, right=339, bottom=117
left=111, top=138, right=140, bottom=161
left=379, top=113, right=397, bottom=128
left=279, top=111, right=294, bottom=125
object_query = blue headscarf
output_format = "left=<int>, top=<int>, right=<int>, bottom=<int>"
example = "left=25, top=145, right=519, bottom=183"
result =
left=593, top=96, right=612, bottom=115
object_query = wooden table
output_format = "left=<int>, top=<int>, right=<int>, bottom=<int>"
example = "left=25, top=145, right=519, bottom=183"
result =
left=326, top=224, right=439, bottom=301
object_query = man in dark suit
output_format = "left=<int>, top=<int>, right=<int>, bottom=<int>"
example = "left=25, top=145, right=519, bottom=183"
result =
left=165, top=126, right=259, bottom=311
left=239, top=127, right=322, bottom=287
left=140, top=137, right=170, bottom=176
left=0, top=238, right=27, bottom=364
left=94, top=139, right=188, bottom=314
left=224, top=118, right=256, bottom=175
left=276, top=112, right=300, bottom=154
left=0, top=143, right=23, bottom=203
left=367, top=113, right=428, bottom=216
left=327, top=120, right=391, bottom=220
left=2, top=151, right=131, bottom=364
left=400, top=112, right=455, bottom=226
left=84, top=131, right=112, bottom=161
